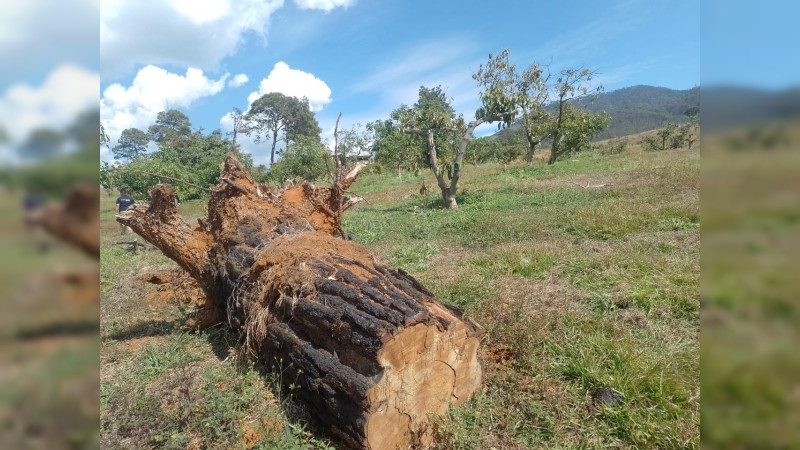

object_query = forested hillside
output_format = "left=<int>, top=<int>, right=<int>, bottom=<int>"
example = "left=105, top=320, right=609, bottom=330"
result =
left=578, top=85, right=699, bottom=139
left=493, top=85, right=699, bottom=141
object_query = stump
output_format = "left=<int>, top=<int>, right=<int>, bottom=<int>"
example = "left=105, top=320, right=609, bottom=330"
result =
left=117, top=154, right=483, bottom=449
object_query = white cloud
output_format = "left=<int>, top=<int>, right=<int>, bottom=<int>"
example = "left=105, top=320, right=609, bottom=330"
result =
left=247, top=62, right=332, bottom=111
left=0, top=64, right=99, bottom=145
left=100, top=65, right=229, bottom=159
left=228, top=73, right=249, bottom=87
left=101, top=0, right=284, bottom=76
left=170, top=0, right=230, bottom=24
left=293, top=0, right=355, bottom=11
left=0, top=0, right=98, bottom=83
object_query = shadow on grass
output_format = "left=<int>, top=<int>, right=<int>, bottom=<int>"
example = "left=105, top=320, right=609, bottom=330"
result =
left=248, top=356, right=344, bottom=450
left=106, top=318, right=182, bottom=341
left=378, top=193, right=444, bottom=212
left=202, top=326, right=239, bottom=362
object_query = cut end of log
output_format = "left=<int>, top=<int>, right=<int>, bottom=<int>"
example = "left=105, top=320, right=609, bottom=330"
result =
left=366, top=320, right=481, bottom=449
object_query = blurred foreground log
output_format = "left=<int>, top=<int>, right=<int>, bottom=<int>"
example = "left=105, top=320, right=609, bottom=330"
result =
left=26, top=183, right=100, bottom=258
left=117, top=154, right=483, bottom=449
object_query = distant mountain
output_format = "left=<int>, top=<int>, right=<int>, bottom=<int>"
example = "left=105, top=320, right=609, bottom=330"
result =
left=575, top=85, right=699, bottom=140
left=490, top=85, right=699, bottom=141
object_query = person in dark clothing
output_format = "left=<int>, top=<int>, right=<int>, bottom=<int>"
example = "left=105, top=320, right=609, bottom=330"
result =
left=115, top=190, right=135, bottom=234
left=23, top=190, right=45, bottom=213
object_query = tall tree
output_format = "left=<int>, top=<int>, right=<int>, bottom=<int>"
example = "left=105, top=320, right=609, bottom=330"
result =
left=547, top=68, right=604, bottom=164
left=112, top=127, right=150, bottom=161
left=244, top=93, right=321, bottom=164
left=401, top=50, right=522, bottom=209
left=285, top=97, right=321, bottom=144
left=518, top=63, right=553, bottom=162
left=148, top=109, right=192, bottom=144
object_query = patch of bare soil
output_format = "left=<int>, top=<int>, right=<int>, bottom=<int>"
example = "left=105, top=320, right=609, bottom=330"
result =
left=139, top=267, right=206, bottom=306
left=118, top=335, right=161, bottom=352
left=484, top=346, right=513, bottom=365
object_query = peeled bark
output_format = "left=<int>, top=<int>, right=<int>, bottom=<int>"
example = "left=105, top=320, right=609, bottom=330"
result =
left=117, top=154, right=483, bottom=449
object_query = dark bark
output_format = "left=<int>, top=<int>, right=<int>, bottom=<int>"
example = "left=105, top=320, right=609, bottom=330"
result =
left=271, top=129, right=279, bottom=164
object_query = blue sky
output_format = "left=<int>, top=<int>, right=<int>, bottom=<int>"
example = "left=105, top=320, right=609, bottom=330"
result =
left=97, top=0, right=702, bottom=164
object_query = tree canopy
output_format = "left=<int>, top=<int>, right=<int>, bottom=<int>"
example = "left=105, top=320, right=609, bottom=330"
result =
left=112, top=127, right=150, bottom=161
left=244, top=93, right=321, bottom=164
left=103, top=127, right=254, bottom=201
left=265, top=135, right=332, bottom=184
left=148, top=109, right=192, bottom=145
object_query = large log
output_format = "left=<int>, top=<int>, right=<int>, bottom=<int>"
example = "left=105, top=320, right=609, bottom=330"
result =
left=117, top=154, right=483, bottom=449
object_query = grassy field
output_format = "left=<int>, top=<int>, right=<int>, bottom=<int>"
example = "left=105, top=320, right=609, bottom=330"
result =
left=701, top=121, right=800, bottom=448
left=100, top=143, right=699, bottom=448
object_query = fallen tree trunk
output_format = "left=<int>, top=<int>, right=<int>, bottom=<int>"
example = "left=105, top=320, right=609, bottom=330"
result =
left=117, top=154, right=483, bottom=449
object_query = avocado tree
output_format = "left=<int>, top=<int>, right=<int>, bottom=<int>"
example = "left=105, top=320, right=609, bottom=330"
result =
left=547, top=68, right=604, bottom=164
left=517, top=63, right=554, bottom=162
left=558, top=105, right=610, bottom=156
left=226, top=107, right=250, bottom=148
left=401, top=49, right=523, bottom=209
left=371, top=114, right=422, bottom=178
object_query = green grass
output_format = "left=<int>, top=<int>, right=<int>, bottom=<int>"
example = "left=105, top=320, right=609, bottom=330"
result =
left=347, top=147, right=699, bottom=448
left=101, top=145, right=699, bottom=448
left=701, top=122, right=800, bottom=448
